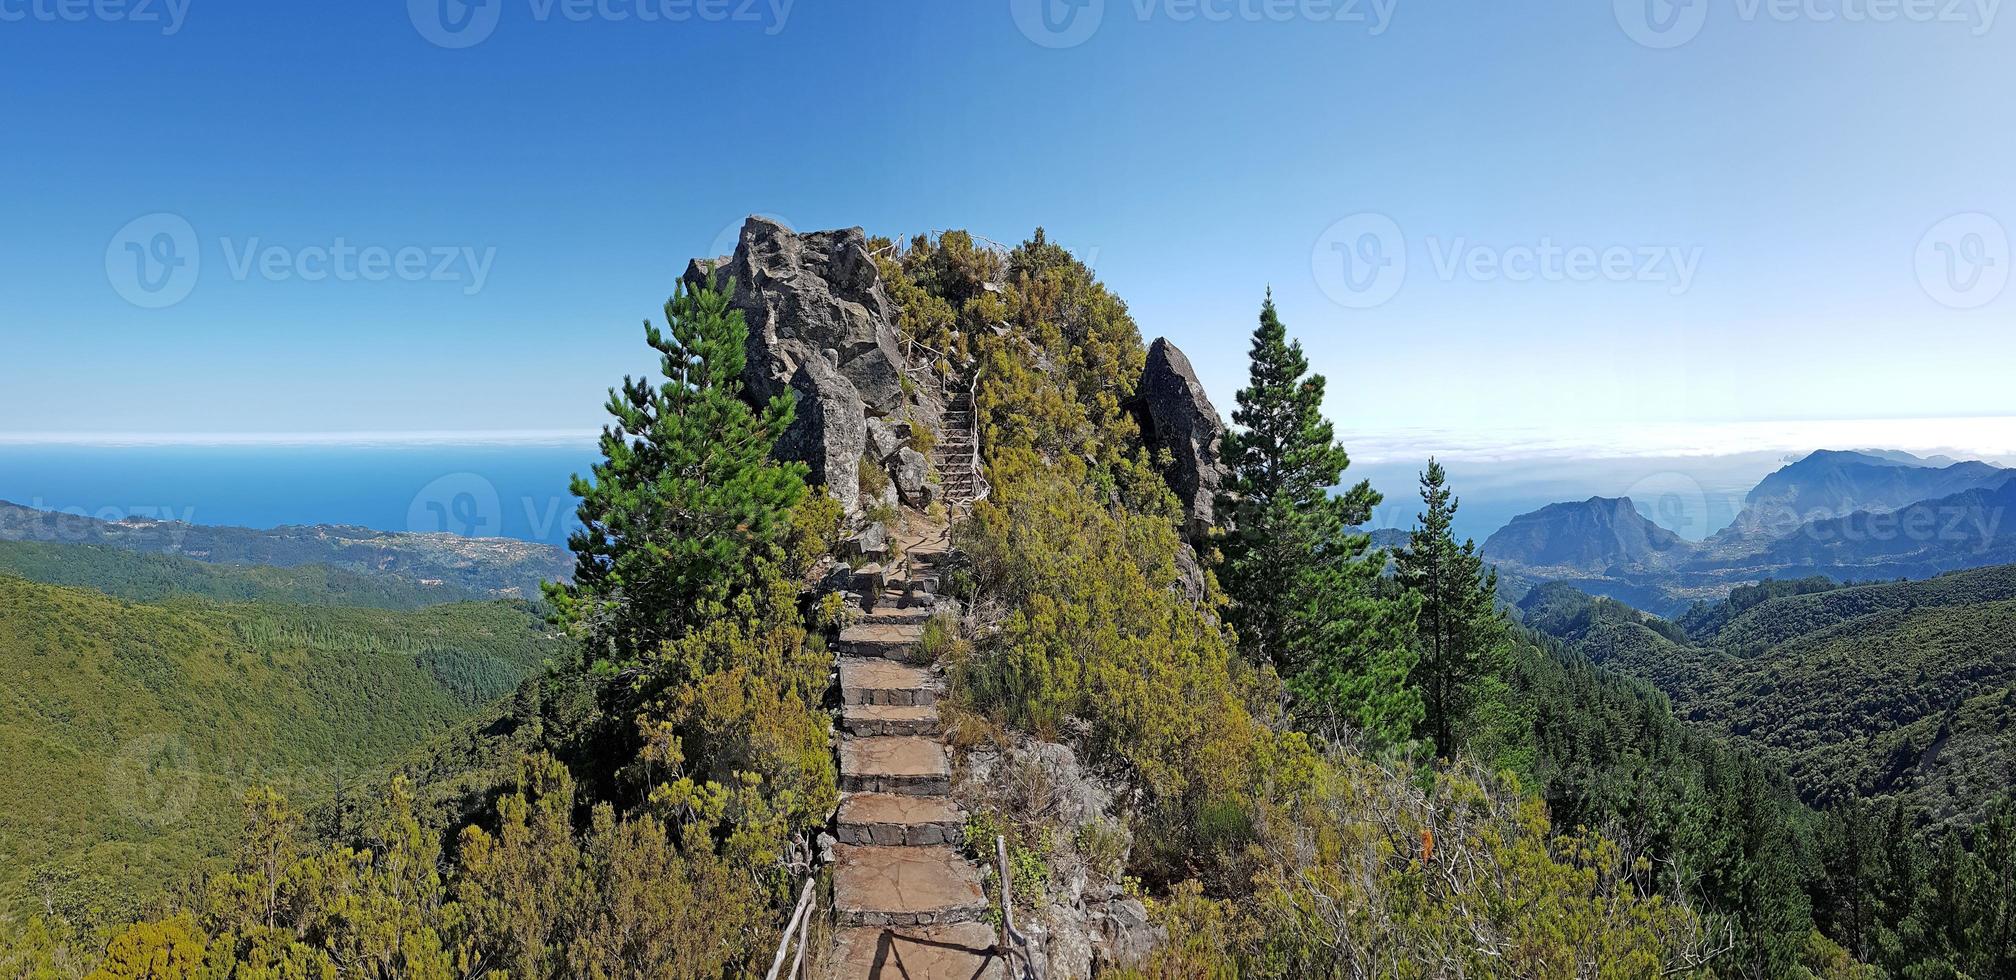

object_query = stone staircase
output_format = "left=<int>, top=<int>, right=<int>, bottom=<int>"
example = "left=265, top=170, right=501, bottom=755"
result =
left=933, top=388, right=984, bottom=510
left=826, top=520, right=1006, bottom=979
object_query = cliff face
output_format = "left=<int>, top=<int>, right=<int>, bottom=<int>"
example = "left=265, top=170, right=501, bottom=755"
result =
left=686, top=217, right=944, bottom=519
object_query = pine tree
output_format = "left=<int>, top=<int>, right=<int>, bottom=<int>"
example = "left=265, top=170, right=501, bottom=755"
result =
left=1394, top=459, right=1501, bottom=759
left=1218, top=293, right=1419, bottom=745
left=544, top=278, right=808, bottom=672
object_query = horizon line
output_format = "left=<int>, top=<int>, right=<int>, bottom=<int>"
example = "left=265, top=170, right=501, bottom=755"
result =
left=0, top=430, right=600, bottom=448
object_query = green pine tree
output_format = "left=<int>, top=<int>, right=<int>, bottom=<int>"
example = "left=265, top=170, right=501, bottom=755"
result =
left=543, top=277, right=809, bottom=673
left=1218, top=292, right=1419, bottom=746
left=1394, top=458, right=1501, bottom=759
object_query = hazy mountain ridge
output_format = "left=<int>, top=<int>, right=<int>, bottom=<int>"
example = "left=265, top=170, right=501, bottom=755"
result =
left=0, top=500, right=573, bottom=599
left=1482, top=450, right=2015, bottom=614
left=1483, top=496, right=1689, bottom=573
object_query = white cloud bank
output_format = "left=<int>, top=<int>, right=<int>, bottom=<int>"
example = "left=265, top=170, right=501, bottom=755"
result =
left=1340, top=416, right=2016, bottom=467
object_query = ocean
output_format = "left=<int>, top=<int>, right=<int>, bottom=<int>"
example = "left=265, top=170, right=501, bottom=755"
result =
left=0, top=442, right=1792, bottom=549
left=0, top=444, right=600, bottom=548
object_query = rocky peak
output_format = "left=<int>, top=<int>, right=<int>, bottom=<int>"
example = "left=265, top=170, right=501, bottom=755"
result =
left=686, top=217, right=945, bottom=521
left=1130, top=338, right=1228, bottom=541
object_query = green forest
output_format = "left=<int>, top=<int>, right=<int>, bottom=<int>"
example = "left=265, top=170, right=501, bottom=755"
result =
left=3, top=231, right=2013, bottom=978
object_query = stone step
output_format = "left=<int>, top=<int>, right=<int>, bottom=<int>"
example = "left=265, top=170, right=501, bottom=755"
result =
left=829, top=922, right=1005, bottom=979
left=837, top=792, right=964, bottom=846
left=863, top=602, right=935, bottom=627
left=840, top=658, right=936, bottom=707
left=839, top=622, right=926, bottom=659
left=839, top=736, right=951, bottom=795
left=841, top=703, right=941, bottom=737
left=831, top=845, right=990, bottom=928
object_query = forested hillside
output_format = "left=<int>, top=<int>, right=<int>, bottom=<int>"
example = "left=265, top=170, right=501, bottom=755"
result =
left=1527, top=568, right=2016, bottom=828
left=0, top=574, right=561, bottom=921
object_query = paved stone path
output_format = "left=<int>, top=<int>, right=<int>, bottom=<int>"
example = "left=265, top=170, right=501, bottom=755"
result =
left=827, top=521, right=1004, bottom=979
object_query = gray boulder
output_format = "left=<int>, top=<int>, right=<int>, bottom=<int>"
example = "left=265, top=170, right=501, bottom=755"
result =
left=893, top=447, right=932, bottom=507
left=864, top=415, right=905, bottom=463
left=1131, top=338, right=1229, bottom=539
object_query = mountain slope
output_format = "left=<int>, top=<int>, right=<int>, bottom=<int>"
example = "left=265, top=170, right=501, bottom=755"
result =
left=1481, top=496, right=1690, bottom=572
left=1523, top=571, right=2016, bottom=827
left=1740, top=479, right=2016, bottom=580
left=0, top=500, right=573, bottom=598
left=0, top=575, right=565, bottom=917
left=1714, top=449, right=2009, bottom=544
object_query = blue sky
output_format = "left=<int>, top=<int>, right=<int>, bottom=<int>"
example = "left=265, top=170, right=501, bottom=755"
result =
left=2, top=0, right=2012, bottom=454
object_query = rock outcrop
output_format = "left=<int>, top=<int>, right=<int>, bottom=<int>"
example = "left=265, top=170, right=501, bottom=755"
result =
left=1131, top=338, right=1229, bottom=540
left=687, top=217, right=942, bottom=520
left=958, top=738, right=1162, bottom=975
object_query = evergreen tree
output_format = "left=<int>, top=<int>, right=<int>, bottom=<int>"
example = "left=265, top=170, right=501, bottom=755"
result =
left=1218, top=293, right=1419, bottom=745
left=544, top=278, right=808, bottom=673
left=1394, top=459, right=1501, bottom=758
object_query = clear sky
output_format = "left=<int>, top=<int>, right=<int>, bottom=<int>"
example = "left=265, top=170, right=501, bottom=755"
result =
left=2, top=0, right=2011, bottom=452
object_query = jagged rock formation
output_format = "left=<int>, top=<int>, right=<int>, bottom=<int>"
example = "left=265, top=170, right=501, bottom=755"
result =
left=1130, top=338, right=1228, bottom=540
left=687, top=217, right=944, bottom=519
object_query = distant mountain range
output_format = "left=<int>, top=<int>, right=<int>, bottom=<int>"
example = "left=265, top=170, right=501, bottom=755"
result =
left=1478, top=450, right=2016, bottom=615
left=0, top=500, right=573, bottom=599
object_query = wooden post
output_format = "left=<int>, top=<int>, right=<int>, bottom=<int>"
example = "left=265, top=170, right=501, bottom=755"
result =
left=765, top=878, right=817, bottom=980
left=997, top=835, right=1020, bottom=977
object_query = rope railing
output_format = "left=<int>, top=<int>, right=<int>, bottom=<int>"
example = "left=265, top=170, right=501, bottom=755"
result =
left=764, top=878, right=819, bottom=980
left=965, top=367, right=990, bottom=505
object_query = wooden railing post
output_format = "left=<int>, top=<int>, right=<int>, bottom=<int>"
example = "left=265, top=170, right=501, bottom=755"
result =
left=766, top=878, right=818, bottom=980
